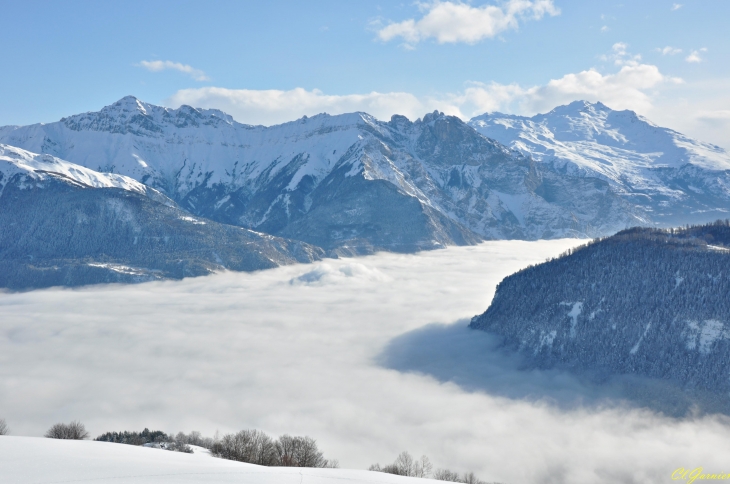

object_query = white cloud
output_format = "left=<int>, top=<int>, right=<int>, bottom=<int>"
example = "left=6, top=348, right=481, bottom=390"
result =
left=645, top=78, right=730, bottom=150
left=685, top=48, right=707, bottom=63
left=671, top=3, right=682, bottom=10
left=164, top=39, right=709, bottom=146
left=138, top=60, right=210, bottom=81
left=165, top=87, right=450, bottom=126
left=658, top=46, right=682, bottom=55
left=518, top=64, right=674, bottom=114
left=696, top=109, right=730, bottom=128
left=376, top=0, right=559, bottom=47
left=3, top=241, right=730, bottom=484
left=457, top=44, right=680, bottom=117
left=600, top=25, right=609, bottom=32
left=166, top=60, right=678, bottom=127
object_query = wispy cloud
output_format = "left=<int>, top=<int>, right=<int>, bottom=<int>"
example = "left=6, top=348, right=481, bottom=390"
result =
left=685, top=48, right=707, bottom=63
left=375, top=0, right=560, bottom=47
left=671, top=3, right=683, bottom=11
left=138, top=60, right=210, bottom=81
left=601, top=42, right=642, bottom=66
left=657, top=46, right=682, bottom=55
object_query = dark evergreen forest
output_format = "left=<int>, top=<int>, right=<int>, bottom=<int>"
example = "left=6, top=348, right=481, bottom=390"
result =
left=470, top=221, right=730, bottom=400
left=0, top=173, right=323, bottom=289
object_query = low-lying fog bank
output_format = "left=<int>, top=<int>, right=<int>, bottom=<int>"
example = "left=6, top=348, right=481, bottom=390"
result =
left=1, top=240, right=727, bottom=484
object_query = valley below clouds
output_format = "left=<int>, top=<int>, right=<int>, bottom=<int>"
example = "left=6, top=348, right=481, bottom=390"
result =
left=2, top=239, right=729, bottom=484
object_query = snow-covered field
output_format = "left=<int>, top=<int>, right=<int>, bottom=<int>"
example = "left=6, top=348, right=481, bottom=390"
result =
left=0, top=437, right=427, bottom=484
left=2, top=240, right=729, bottom=484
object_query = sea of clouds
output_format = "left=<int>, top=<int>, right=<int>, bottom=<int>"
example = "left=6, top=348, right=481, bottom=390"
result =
left=1, top=239, right=728, bottom=484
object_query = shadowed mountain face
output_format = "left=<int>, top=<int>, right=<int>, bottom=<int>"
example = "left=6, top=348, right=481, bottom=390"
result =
left=469, top=101, right=730, bottom=227
left=469, top=222, right=730, bottom=414
left=0, top=145, right=323, bottom=289
left=0, top=97, right=642, bottom=253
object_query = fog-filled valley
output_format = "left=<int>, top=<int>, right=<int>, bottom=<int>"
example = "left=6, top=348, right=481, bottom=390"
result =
left=2, top=240, right=729, bottom=484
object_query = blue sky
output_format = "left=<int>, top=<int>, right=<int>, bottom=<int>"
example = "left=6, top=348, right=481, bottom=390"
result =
left=2, top=0, right=729, bottom=147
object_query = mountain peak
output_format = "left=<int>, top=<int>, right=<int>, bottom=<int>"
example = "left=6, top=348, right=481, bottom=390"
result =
left=546, top=100, right=612, bottom=117
left=115, top=95, right=141, bottom=104
left=420, top=110, right=446, bottom=124
left=106, top=95, right=149, bottom=114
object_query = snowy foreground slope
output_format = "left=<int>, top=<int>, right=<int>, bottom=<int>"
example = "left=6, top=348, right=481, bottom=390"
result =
left=0, top=144, right=322, bottom=289
left=0, top=96, right=637, bottom=251
left=0, top=437, right=425, bottom=484
left=469, top=101, right=730, bottom=226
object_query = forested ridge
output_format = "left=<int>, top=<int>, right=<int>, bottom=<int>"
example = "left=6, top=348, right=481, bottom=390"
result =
left=0, top=173, right=322, bottom=289
left=470, top=221, right=730, bottom=396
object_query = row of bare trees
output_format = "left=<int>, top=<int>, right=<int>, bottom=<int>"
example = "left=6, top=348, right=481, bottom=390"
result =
left=211, top=429, right=338, bottom=468
left=0, top=418, right=8, bottom=436
left=370, top=451, right=497, bottom=484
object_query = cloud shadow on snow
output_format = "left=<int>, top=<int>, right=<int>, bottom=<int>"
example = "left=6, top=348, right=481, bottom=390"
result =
left=378, top=321, right=730, bottom=418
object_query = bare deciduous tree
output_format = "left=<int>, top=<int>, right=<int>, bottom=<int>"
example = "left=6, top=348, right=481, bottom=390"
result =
left=415, top=455, right=433, bottom=478
left=433, top=468, right=491, bottom=483
left=370, top=451, right=431, bottom=477
left=45, top=421, right=89, bottom=440
left=186, top=431, right=203, bottom=446
left=275, top=435, right=334, bottom=468
left=0, top=418, right=8, bottom=436
left=461, top=472, right=486, bottom=484
left=394, top=451, right=415, bottom=475
left=212, top=429, right=278, bottom=465
left=433, top=468, right=462, bottom=482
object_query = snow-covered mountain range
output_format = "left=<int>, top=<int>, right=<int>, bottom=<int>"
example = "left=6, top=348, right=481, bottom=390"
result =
left=0, top=144, right=322, bottom=289
left=0, top=97, right=639, bottom=253
left=2, top=97, right=729, bottom=255
left=469, top=101, right=730, bottom=226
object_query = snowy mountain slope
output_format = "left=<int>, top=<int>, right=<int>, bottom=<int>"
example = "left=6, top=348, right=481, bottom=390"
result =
left=0, top=437, right=429, bottom=484
left=0, top=97, right=639, bottom=251
left=0, top=144, right=172, bottom=205
left=469, top=101, right=730, bottom=225
left=0, top=145, right=322, bottom=289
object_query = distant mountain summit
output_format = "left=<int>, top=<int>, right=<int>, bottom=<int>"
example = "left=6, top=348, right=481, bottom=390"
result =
left=469, top=101, right=730, bottom=226
left=0, top=97, right=639, bottom=252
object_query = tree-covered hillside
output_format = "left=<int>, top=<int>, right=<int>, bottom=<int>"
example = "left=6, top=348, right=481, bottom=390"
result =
left=470, top=221, right=730, bottom=401
left=0, top=174, right=323, bottom=289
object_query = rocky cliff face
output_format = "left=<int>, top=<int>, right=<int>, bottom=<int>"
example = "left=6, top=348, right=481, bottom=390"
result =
left=0, top=97, right=640, bottom=253
left=470, top=222, right=730, bottom=409
left=0, top=145, right=322, bottom=289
